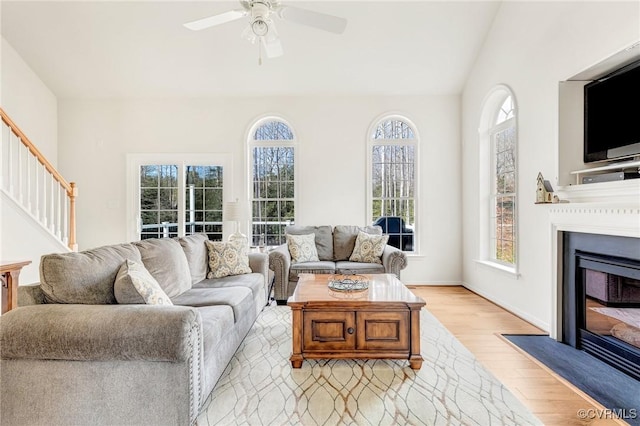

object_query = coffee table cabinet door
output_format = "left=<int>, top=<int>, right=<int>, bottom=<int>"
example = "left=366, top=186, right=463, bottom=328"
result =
left=303, top=311, right=357, bottom=351
left=356, top=311, right=410, bottom=351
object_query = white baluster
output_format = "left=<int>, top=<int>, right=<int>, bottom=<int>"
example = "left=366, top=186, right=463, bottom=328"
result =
left=0, top=123, right=4, bottom=190
left=34, top=156, right=40, bottom=219
left=56, top=183, right=62, bottom=239
left=7, top=131, right=13, bottom=195
left=49, top=174, right=55, bottom=233
left=17, top=142, right=24, bottom=204
left=42, top=166, right=47, bottom=227
left=62, top=185, right=69, bottom=245
left=26, top=147, right=32, bottom=212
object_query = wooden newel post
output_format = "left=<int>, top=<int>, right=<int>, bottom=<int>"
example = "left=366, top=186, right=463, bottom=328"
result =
left=69, top=182, right=78, bottom=251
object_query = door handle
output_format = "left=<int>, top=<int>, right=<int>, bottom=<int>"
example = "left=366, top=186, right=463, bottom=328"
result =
left=347, top=327, right=355, bottom=334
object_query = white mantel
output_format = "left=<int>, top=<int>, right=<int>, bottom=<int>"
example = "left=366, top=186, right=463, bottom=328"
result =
left=548, top=182, right=640, bottom=340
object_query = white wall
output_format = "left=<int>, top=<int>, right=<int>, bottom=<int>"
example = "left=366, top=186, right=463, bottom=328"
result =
left=1, top=192, right=69, bottom=284
left=461, top=1, right=639, bottom=330
left=57, top=96, right=462, bottom=284
left=0, top=38, right=58, bottom=164
left=0, top=37, right=61, bottom=284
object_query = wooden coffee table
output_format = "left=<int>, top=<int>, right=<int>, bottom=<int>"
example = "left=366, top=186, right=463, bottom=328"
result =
left=287, top=273, right=426, bottom=369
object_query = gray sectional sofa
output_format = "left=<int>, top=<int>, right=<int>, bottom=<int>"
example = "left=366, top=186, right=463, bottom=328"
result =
left=269, top=225, right=408, bottom=303
left=0, top=233, right=270, bottom=426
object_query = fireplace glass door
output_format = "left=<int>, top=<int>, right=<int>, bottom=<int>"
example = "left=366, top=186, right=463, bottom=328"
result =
left=576, top=254, right=640, bottom=379
left=584, top=268, right=640, bottom=351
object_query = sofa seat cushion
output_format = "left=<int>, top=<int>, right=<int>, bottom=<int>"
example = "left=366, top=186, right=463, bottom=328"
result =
left=289, top=261, right=336, bottom=281
left=197, top=305, right=235, bottom=355
left=196, top=304, right=236, bottom=394
left=134, top=238, right=192, bottom=298
left=193, top=273, right=264, bottom=305
left=176, top=233, right=209, bottom=284
left=335, top=261, right=385, bottom=275
left=285, top=225, right=333, bottom=261
left=333, top=225, right=383, bottom=261
left=171, top=287, right=253, bottom=323
left=40, top=243, right=141, bottom=304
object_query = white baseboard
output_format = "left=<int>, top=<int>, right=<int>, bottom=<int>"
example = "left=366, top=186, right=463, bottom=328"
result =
left=404, top=281, right=461, bottom=286
left=462, top=280, right=550, bottom=333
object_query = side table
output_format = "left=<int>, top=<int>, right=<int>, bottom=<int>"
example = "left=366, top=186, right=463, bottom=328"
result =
left=1, top=260, right=32, bottom=314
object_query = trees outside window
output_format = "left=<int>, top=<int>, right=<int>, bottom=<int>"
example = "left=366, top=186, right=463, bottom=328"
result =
left=128, top=154, right=230, bottom=242
left=250, top=119, right=296, bottom=246
left=490, top=95, right=517, bottom=265
left=140, top=164, right=179, bottom=239
left=369, top=117, right=417, bottom=252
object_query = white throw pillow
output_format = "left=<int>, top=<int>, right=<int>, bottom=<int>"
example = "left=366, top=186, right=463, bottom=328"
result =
left=205, top=239, right=252, bottom=279
left=114, top=259, right=173, bottom=305
left=286, top=233, right=319, bottom=263
left=349, top=231, right=389, bottom=264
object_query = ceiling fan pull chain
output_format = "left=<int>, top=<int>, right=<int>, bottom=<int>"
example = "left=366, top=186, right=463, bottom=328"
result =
left=258, top=39, right=263, bottom=65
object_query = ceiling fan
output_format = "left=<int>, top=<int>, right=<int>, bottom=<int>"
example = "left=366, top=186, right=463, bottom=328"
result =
left=183, top=0, right=347, bottom=61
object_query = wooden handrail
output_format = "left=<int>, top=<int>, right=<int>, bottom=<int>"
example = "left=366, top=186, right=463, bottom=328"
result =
left=0, top=108, right=71, bottom=193
left=0, top=107, right=77, bottom=250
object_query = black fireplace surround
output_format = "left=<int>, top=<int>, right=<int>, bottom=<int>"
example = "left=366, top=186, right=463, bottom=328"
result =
left=563, top=232, right=640, bottom=380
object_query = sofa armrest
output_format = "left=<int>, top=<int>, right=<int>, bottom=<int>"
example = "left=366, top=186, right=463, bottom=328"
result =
left=381, top=245, right=408, bottom=278
left=17, top=283, right=46, bottom=306
left=248, top=252, right=270, bottom=302
left=1, top=304, right=202, bottom=362
left=268, top=244, right=291, bottom=301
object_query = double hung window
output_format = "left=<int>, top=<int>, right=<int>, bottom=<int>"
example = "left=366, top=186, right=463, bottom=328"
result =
left=488, top=95, right=518, bottom=266
left=249, top=119, right=296, bottom=246
left=368, top=117, right=417, bottom=252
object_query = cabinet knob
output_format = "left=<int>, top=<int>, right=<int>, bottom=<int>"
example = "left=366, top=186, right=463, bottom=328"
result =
left=347, top=327, right=355, bottom=334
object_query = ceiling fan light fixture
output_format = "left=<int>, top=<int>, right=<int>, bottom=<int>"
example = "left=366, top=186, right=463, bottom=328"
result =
left=251, top=17, right=269, bottom=36
left=184, top=0, right=347, bottom=62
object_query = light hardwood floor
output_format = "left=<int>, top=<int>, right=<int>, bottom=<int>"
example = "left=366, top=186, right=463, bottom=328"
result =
left=409, top=285, right=628, bottom=426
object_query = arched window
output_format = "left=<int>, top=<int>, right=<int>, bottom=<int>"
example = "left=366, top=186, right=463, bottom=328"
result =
left=479, top=87, right=518, bottom=269
left=368, top=116, right=417, bottom=252
left=249, top=118, right=296, bottom=247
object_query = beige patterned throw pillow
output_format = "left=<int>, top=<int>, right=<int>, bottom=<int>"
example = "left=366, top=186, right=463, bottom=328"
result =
left=349, top=231, right=389, bottom=264
left=114, top=259, right=173, bottom=305
left=205, top=239, right=252, bottom=279
left=286, top=233, right=319, bottom=263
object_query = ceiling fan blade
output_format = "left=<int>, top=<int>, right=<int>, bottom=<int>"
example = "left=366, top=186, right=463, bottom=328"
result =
left=278, top=6, right=347, bottom=34
left=262, top=37, right=284, bottom=58
left=184, top=9, right=246, bottom=31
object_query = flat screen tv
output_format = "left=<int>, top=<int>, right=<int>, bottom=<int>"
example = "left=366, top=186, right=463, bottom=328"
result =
left=584, top=59, right=640, bottom=163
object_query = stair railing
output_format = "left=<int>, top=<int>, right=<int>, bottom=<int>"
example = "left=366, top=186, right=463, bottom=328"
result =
left=0, top=108, right=77, bottom=251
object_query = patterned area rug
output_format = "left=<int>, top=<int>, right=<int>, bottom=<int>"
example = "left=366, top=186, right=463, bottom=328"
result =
left=196, top=306, right=540, bottom=425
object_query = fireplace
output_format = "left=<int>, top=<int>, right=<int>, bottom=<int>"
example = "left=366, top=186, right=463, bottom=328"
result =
left=563, top=232, right=640, bottom=380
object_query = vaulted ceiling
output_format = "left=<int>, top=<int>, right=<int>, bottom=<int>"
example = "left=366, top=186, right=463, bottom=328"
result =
left=1, top=1, right=501, bottom=98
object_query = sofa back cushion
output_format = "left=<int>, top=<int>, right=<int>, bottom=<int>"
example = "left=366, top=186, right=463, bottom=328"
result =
left=285, top=225, right=333, bottom=261
left=333, top=225, right=383, bottom=261
left=349, top=231, right=389, bottom=264
left=133, top=238, right=192, bottom=298
left=286, top=233, right=320, bottom=263
left=40, top=243, right=141, bottom=304
left=114, top=259, right=174, bottom=305
left=176, top=233, right=209, bottom=284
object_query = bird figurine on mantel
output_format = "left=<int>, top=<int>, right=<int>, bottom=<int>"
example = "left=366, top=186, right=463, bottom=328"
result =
left=535, top=172, right=554, bottom=204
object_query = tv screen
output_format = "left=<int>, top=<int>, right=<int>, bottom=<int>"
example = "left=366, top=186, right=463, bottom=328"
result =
left=584, top=59, right=640, bottom=163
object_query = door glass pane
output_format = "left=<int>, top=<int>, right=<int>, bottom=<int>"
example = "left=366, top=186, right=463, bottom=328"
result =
left=185, top=165, right=223, bottom=241
left=140, top=165, right=178, bottom=239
